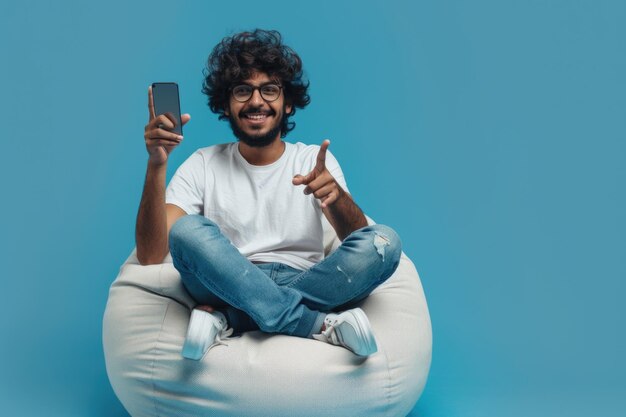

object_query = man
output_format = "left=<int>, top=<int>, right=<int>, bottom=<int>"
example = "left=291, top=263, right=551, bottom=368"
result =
left=136, top=29, right=401, bottom=360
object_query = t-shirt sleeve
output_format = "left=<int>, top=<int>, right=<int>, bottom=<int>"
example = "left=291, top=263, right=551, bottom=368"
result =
left=165, top=151, right=205, bottom=215
left=325, top=149, right=350, bottom=194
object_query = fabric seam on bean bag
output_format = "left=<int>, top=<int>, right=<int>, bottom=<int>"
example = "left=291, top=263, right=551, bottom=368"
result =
left=149, top=264, right=171, bottom=417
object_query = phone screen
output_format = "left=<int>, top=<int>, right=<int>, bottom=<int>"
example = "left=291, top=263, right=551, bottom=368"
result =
left=152, top=82, right=183, bottom=135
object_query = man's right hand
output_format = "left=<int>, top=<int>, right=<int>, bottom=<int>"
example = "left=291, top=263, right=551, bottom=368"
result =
left=144, top=86, right=191, bottom=166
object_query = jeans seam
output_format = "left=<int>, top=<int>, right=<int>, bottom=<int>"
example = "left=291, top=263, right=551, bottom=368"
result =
left=284, top=270, right=309, bottom=289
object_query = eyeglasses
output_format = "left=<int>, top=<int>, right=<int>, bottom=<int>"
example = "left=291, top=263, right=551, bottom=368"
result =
left=231, top=83, right=283, bottom=102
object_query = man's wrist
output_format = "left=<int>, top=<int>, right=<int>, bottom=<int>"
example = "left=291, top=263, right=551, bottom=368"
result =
left=147, top=158, right=168, bottom=170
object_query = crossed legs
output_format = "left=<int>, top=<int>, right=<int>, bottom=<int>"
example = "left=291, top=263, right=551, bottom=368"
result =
left=169, top=214, right=401, bottom=338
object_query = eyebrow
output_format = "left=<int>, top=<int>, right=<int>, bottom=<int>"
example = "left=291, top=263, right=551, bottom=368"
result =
left=235, top=81, right=281, bottom=88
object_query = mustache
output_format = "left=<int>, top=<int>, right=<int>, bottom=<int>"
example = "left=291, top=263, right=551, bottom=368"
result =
left=239, top=108, right=275, bottom=117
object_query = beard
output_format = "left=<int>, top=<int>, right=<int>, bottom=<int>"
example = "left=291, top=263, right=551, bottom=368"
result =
left=228, top=108, right=284, bottom=148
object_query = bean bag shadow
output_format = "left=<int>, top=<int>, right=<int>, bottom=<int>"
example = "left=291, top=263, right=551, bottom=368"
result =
left=103, top=217, right=432, bottom=417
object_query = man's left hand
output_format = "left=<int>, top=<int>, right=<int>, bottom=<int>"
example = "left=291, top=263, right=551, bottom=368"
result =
left=292, top=140, right=343, bottom=209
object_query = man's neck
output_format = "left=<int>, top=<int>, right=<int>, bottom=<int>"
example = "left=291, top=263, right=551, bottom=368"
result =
left=238, top=138, right=286, bottom=166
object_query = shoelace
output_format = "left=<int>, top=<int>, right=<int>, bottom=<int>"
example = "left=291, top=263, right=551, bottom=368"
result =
left=206, top=326, right=234, bottom=353
left=313, top=324, right=340, bottom=346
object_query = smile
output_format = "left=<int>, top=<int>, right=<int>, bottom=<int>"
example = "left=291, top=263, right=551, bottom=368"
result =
left=242, top=112, right=273, bottom=125
left=245, top=114, right=268, bottom=120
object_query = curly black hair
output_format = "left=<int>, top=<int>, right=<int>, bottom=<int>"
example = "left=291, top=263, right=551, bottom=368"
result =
left=202, top=29, right=310, bottom=138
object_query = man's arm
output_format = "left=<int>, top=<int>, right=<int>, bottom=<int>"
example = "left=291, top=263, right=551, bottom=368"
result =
left=292, top=140, right=367, bottom=241
left=135, top=163, right=187, bottom=264
left=322, top=187, right=367, bottom=241
left=136, top=86, right=190, bottom=265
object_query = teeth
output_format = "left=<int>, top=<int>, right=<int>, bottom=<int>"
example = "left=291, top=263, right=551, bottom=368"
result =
left=245, top=114, right=268, bottom=120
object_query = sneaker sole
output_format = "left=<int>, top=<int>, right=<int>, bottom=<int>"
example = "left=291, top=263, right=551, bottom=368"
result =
left=182, top=309, right=214, bottom=360
left=346, top=308, right=378, bottom=356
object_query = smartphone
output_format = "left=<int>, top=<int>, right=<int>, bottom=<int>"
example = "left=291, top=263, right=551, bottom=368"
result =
left=151, top=82, right=183, bottom=135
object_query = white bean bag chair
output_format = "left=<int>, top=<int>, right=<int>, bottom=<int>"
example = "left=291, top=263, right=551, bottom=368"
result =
left=103, top=217, right=432, bottom=417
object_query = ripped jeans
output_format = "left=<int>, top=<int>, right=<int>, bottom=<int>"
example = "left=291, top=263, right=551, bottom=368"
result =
left=169, top=215, right=402, bottom=338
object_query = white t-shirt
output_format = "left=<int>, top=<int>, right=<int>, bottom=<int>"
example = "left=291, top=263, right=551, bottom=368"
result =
left=165, top=141, right=349, bottom=271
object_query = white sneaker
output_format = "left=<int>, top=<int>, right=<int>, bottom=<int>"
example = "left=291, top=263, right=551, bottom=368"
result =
left=313, top=308, right=378, bottom=356
left=182, top=308, right=233, bottom=360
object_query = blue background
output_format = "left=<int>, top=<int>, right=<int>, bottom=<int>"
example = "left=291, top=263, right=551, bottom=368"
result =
left=1, top=1, right=624, bottom=416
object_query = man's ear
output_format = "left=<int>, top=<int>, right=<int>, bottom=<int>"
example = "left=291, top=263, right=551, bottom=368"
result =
left=285, top=103, right=293, bottom=115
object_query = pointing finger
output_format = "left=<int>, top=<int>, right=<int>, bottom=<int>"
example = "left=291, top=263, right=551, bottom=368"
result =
left=315, top=139, right=330, bottom=171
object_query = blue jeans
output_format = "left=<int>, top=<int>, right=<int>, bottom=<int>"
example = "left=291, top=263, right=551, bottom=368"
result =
left=169, top=215, right=401, bottom=338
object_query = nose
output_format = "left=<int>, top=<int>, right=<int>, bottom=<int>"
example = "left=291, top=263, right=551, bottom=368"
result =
left=248, top=88, right=265, bottom=106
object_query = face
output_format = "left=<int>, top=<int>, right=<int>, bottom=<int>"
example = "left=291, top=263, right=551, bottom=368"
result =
left=225, top=71, right=292, bottom=148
